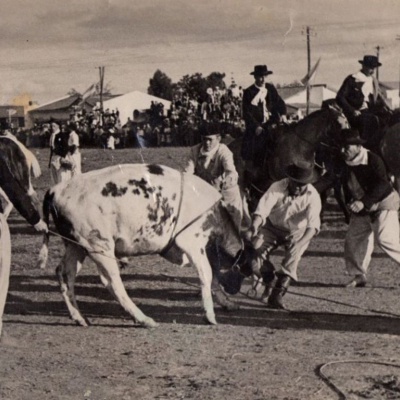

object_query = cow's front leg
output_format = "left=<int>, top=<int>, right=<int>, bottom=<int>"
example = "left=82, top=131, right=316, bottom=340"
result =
left=175, top=230, right=216, bottom=325
left=91, top=253, right=158, bottom=328
left=211, top=274, right=240, bottom=311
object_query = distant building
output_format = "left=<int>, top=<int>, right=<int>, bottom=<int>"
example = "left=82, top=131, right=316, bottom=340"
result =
left=278, top=84, right=337, bottom=117
left=102, top=91, right=171, bottom=126
left=27, top=94, right=83, bottom=125
left=0, top=106, right=25, bottom=129
left=26, top=93, right=118, bottom=126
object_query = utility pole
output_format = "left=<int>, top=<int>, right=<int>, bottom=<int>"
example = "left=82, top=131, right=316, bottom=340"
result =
left=375, top=45, right=382, bottom=80
left=397, top=36, right=400, bottom=102
left=302, top=26, right=315, bottom=116
left=99, top=66, right=105, bottom=111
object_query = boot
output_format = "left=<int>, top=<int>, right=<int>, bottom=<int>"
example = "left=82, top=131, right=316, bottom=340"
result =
left=268, top=273, right=291, bottom=310
left=260, top=260, right=277, bottom=304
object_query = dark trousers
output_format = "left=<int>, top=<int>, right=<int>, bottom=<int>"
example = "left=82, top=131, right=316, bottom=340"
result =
left=348, top=111, right=380, bottom=153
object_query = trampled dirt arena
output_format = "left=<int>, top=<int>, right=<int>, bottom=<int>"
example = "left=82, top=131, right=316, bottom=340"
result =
left=1, top=148, right=400, bottom=400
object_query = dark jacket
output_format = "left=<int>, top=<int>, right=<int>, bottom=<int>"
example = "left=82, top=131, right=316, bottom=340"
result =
left=0, top=152, right=40, bottom=225
left=242, top=83, right=286, bottom=131
left=336, top=73, right=387, bottom=118
left=343, top=151, right=393, bottom=210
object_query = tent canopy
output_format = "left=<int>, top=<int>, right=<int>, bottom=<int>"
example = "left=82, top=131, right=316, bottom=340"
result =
left=102, top=91, right=171, bottom=126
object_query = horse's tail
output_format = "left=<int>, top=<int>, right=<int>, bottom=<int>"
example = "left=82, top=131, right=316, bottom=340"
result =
left=37, top=190, right=53, bottom=269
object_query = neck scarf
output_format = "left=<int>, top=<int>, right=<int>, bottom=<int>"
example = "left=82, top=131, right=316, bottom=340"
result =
left=345, top=146, right=368, bottom=166
left=251, top=85, right=269, bottom=122
left=352, top=71, right=374, bottom=103
left=198, top=144, right=219, bottom=169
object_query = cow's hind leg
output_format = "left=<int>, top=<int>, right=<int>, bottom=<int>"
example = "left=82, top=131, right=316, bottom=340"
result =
left=56, top=243, right=88, bottom=326
left=90, top=253, right=158, bottom=328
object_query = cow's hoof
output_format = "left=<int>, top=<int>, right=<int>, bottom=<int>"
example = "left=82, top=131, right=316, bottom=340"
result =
left=142, top=318, right=158, bottom=328
left=74, top=318, right=90, bottom=327
left=205, top=314, right=217, bottom=325
left=223, top=302, right=240, bottom=312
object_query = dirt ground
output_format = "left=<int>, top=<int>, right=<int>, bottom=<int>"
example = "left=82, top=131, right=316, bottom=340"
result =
left=1, top=148, right=400, bottom=400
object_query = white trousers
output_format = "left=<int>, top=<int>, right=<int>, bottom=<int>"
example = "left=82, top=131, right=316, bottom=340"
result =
left=345, top=210, right=400, bottom=276
left=256, top=224, right=312, bottom=281
left=0, top=213, right=11, bottom=337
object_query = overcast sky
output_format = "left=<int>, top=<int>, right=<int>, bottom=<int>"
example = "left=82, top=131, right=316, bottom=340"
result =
left=2, top=0, right=400, bottom=105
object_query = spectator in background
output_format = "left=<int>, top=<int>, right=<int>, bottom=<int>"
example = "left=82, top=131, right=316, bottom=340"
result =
left=49, top=122, right=74, bottom=184
left=67, top=122, right=81, bottom=176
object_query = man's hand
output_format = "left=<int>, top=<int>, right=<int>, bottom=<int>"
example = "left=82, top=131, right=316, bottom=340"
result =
left=353, top=110, right=361, bottom=117
left=255, top=126, right=264, bottom=136
left=34, top=220, right=48, bottom=233
left=244, top=226, right=257, bottom=242
left=349, top=200, right=364, bottom=213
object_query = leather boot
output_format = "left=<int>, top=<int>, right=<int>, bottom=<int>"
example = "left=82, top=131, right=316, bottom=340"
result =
left=260, top=260, right=277, bottom=304
left=268, top=273, right=291, bottom=310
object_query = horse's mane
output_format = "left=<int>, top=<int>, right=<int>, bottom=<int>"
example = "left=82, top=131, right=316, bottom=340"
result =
left=0, top=139, right=30, bottom=191
left=291, top=108, right=328, bottom=130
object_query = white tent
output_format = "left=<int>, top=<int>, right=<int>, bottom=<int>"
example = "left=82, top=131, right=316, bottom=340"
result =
left=102, top=91, right=171, bottom=125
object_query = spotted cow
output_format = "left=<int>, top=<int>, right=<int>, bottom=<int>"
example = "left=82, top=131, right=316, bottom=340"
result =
left=37, top=163, right=243, bottom=327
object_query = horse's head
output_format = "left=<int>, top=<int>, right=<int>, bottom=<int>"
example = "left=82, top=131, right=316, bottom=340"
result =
left=321, top=99, right=349, bottom=131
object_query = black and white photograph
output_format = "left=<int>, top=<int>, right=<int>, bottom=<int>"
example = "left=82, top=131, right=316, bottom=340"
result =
left=1, top=1, right=400, bottom=399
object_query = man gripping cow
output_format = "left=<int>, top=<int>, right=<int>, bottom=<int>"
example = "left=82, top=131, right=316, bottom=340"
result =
left=184, top=121, right=246, bottom=231
left=244, top=162, right=321, bottom=310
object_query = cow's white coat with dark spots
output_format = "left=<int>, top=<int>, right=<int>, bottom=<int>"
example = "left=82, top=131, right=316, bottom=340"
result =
left=38, top=163, right=243, bottom=327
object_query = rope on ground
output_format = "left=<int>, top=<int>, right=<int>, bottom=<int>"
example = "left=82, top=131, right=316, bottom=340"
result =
left=316, top=360, right=400, bottom=400
left=287, top=289, right=400, bottom=318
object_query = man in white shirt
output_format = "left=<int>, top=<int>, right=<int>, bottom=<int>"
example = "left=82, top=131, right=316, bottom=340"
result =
left=67, top=122, right=81, bottom=176
left=245, top=162, right=321, bottom=309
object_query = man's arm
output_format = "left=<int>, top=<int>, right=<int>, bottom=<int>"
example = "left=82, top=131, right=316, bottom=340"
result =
left=361, top=154, right=392, bottom=210
left=336, top=75, right=358, bottom=117
left=219, top=145, right=239, bottom=189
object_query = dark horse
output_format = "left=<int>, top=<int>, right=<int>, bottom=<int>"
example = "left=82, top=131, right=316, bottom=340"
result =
left=0, top=137, right=41, bottom=218
left=380, top=111, right=400, bottom=190
left=228, top=101, right=350, bottom=221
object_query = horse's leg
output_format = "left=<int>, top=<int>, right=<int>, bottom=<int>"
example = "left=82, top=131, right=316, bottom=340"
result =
left=333, top=180, right=350, bottom=224
left=0, top=189, right=13, bottom=219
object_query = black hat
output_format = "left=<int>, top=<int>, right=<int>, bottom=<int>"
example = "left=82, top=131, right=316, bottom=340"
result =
left=250, top=65, right=273, bottom=76
left=359, top=55, right=382, bottom=68
left=199, top=122, right=222, bottom=137
left=339, top=129, right=366, bottom=145
left=285, top=162, right=319, bottom=184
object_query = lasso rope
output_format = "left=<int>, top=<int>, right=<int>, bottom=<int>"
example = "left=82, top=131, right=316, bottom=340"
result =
left=316, top=360, right=400, bottom=399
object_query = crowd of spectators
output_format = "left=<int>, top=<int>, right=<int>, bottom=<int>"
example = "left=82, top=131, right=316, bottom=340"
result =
left=16, top=85, right=246, bottom=149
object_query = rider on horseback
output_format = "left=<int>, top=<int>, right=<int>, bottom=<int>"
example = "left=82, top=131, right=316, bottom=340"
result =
left=336, top=55, right=392, bottom=154
left=241, top=65, right=287, bottom=170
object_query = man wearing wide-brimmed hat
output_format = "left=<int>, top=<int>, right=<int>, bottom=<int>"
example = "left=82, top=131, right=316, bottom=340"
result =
left=336, top=55, right=391, bottom=153
left=244, top=161, right=321, bottom=309
left=339, top=128, right=400, bottom=288
left=241, top=64, right=287, bottom=167
left=184, top=121, right=246, bottom=231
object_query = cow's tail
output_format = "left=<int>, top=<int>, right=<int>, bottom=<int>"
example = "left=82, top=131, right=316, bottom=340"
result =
left=37, top=190, right=52, bottom=269
left=29, top=151, right=42, bottom=178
